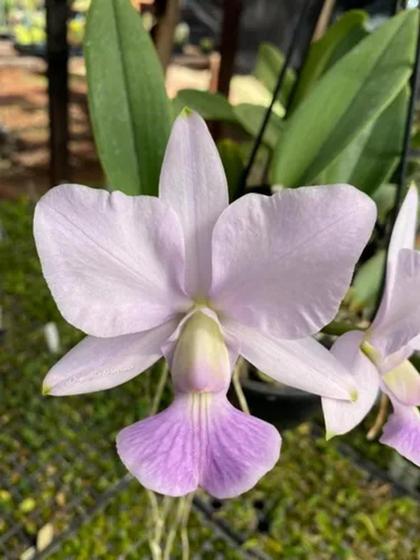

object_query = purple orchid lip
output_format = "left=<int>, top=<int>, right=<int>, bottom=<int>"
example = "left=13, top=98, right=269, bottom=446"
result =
left=35, top=111, right=378, bottom=496
left=117, top=391, right=281, bottom=499
left=380, top=402, right=420, bottom=466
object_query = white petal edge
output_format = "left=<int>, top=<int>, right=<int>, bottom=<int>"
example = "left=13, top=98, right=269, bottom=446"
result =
left=370, top=249, right=420, bottom=357
left=388, top=184, right=418, bottom=269
left=373, top=185, right=418, bottom=336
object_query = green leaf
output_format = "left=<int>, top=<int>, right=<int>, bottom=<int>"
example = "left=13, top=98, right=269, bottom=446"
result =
left=317, top=87, right=409, bottom=195
left=84, top=0, right=171, bottom=195
left=217, top=139, right=244, bottom=200
left=291, top=10, right=368, bottom=109
left=271, top=10, right=418, bottom=187
left=350, top=250, right=386, bottom=313
left=172, top=89, right=237, bottom=122
left=234, top=103, right=283, bottom=149
left=254, top=42, right=296, bottom=104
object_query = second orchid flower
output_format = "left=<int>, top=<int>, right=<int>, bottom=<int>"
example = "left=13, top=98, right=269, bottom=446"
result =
left=323, top=185, right=420, bottom=466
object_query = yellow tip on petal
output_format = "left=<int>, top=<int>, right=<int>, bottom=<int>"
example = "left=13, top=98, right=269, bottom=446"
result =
left=325, top=430, right=336, bottom=441
left=180, top=106, right=193, bottom=118
left=42, top=384, right=51, bottom=396
left=350, top=388, right=358, bottom=402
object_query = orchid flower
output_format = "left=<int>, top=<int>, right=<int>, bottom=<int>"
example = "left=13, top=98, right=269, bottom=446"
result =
left=322, top=185, right=420, bottom=466
left=34, top=111, right=376, bottom=498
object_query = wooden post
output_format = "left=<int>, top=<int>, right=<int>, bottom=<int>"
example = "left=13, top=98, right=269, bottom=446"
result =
left=154, top=0, right=181, bottom=72
left=217, top=0, right=243, bottom=97
left=312, top=0, right=336, bottom=42
left=46, top=0, right=69, bottom=186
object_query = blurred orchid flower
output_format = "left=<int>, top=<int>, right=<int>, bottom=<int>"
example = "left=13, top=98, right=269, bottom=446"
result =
left=34, top=111, right=376, bottom=497
left=322, top=186, right=420, bottom=466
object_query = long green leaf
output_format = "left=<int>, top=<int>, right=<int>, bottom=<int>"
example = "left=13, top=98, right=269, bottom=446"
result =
left=84, top=0, right=171, bottom=195
left=271, top=10, right=418, bottom=187
left=372, top=183, right=396, bottom=223
left=234, top=104, right=283, bottom=149
left=318, top=88, right=409, bottom=194
left=217, top=139, right=244, bottom=201
left=254, top=42, right=296, bottom=104
left=291, top=10, right=368, bottom=110
left=350, top=250, right=386, bottom=314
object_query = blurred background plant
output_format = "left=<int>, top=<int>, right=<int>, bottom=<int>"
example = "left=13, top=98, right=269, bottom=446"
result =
left=1, top=0, right=420, bottom=558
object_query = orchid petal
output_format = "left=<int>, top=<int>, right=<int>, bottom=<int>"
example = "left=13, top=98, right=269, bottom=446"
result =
left=117, top=392, right=280, bottom=498
left=383, top=359, right=420, bottom=406
left=211, top=185, right=376, bottom=339
left=370, top=249, right=420, bottom=357
left=43, top=319, right=178, bottom=396
left=222, top=319, right=356, bottom=400
left=373, top=186, right=418, bottom=336
left=388, top=185, right=418, bottom=269
left=34, top=184, right=189, bottom=337
left=407, top=334, right=420, bottom=351
left=159, top=111, right=228, bottom=298
left=378, top=345, right=414, bottom=375
left=380, top=399, right=420, bottom=467
left=321, top=331, right=379, bottom=438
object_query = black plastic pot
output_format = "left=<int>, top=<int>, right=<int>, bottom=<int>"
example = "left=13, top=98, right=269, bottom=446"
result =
left=233, top=378, right=321, bottom=430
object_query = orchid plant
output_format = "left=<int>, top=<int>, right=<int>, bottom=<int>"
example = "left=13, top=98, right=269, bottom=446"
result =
left=34, top=111, right=377, bottom=498
left=322, top=185, right=420, bottom=466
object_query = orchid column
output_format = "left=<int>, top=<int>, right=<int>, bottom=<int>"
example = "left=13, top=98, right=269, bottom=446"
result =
left=34, top=111, right=376, bottom=497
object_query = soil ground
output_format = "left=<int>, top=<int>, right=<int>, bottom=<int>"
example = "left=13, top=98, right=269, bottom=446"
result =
left=0, top=39, right=100, bottom=200
left=0, top=39, right=211, bottom=200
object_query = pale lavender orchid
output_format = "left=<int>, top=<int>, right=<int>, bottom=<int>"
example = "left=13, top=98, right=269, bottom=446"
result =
left=34, top=111, right=376, bottom=498
left=322, top=185, right=420, bottom=466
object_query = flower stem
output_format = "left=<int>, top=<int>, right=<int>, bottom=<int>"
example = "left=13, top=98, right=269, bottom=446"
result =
left=367, top=393, right=389, bottom=441
left=321, top=320, right=362, bottom=337
left=147, top=490, right=165, bottom=560
left=147, top=361, right=171, bottom=558
left=236, top=0, right=313, bottom=196
left=163, top=494, right=194, bottom=560
left=150, top=360, right=169, bottom=415
left=232, top=358, right=250, bottom=414
left=181, top=493, right=194, bottom=560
